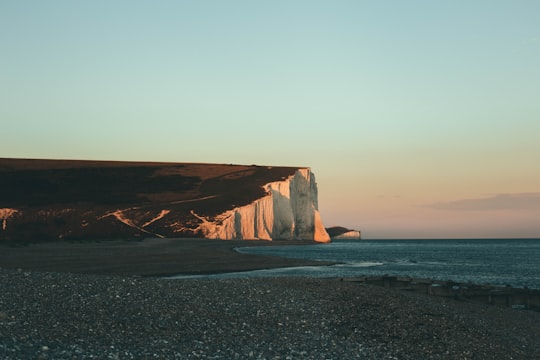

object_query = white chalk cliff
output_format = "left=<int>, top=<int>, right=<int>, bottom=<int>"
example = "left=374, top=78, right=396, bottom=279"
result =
left=0, top=208, right=19, bottom=231
left=194, top=169, right=330, bottom=242
left=0, top=159, right=332, bottom=242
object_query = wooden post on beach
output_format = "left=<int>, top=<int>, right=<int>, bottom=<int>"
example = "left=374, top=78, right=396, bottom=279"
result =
left=382, top=276, right=396, bottom=288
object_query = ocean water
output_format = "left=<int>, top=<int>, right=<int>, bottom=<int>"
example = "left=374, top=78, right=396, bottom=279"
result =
left=171, top=239, right=540, bottom=289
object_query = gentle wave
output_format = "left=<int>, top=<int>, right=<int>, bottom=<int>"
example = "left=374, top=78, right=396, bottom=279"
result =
left=336, top=261, right=384, bottom=268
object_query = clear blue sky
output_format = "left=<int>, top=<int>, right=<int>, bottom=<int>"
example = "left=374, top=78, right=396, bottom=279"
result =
left=1, top=1, right=539, bottom=238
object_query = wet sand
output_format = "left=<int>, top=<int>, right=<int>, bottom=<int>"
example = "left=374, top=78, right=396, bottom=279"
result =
left=0, top=238, right=330, bottom=276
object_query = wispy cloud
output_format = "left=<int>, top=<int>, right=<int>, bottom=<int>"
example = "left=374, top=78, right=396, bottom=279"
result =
left=425, top=193, right=540, bottom=211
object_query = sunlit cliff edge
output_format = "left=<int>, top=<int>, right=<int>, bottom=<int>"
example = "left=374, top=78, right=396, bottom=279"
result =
left=0, top=158, right=330, bottom=243
left=196, top=168, right=329, bottom=242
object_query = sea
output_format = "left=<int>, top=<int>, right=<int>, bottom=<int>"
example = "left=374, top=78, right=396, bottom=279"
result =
left=171, top=239, right=540, bottom=289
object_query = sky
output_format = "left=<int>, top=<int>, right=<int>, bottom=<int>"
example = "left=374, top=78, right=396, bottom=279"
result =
left=1, top=1, right=539, bottom=239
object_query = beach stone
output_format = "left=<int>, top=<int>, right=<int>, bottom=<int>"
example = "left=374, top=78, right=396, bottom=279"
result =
left=0, top=269, right=540, bottom=359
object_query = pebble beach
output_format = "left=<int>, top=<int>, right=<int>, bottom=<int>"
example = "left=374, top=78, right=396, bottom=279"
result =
left=2, top=267, right=540, bottom=359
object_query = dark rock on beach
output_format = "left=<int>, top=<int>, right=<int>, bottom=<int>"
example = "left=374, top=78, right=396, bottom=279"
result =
left=1, top=269, right=539, bottom=359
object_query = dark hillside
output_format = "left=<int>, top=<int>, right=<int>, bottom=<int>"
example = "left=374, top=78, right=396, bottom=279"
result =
left=0, top=158, right=299, bottom=242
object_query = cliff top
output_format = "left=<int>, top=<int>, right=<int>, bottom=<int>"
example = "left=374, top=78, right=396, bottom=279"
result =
left=0, top=157, right=303, bottom=209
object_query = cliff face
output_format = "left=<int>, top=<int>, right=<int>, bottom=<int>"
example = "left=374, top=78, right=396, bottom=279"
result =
left=195, top=169, right=330, bottom=242
left=0, top=158, right=330, bottom=242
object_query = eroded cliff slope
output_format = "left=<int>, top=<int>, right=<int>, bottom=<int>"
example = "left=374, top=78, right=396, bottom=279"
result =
left=0, top=158, right=330, bottom=242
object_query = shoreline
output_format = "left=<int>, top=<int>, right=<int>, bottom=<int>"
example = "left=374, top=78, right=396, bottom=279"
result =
left=2, top=238, right=540, bottom=358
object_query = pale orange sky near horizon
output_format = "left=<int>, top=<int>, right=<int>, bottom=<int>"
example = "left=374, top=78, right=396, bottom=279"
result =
left=1, top=1, right=539, bottom=238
